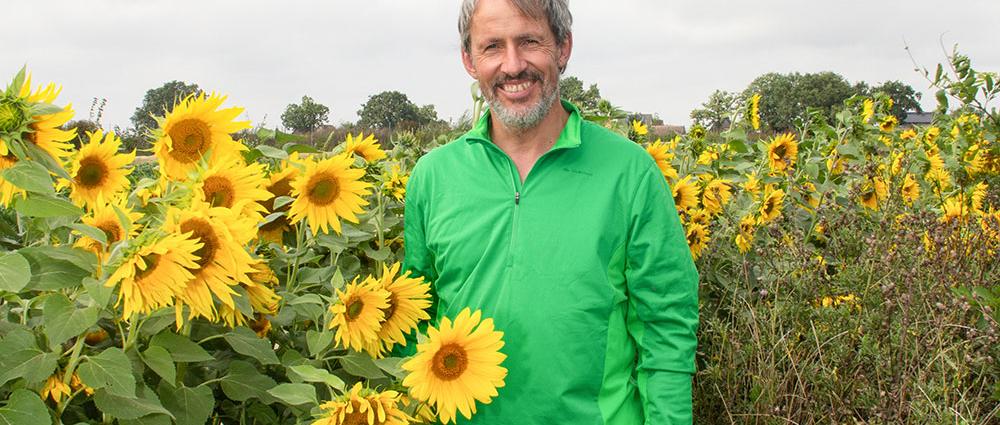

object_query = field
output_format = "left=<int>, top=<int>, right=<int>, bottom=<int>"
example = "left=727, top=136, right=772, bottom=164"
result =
left=0, top=50, right=997, bottom=424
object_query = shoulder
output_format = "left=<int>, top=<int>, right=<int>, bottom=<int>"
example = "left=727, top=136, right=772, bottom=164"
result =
left=578, top=119, right=659, bottom=176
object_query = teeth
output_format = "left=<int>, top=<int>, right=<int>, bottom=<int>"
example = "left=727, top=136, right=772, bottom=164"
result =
left=502, top=82, right=531, bottom=93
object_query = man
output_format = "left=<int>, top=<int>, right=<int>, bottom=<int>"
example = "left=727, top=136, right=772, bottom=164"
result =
left=402, top=0, right=699, bottom=423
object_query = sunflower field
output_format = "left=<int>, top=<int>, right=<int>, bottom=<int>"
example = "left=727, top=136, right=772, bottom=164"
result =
left=0, top=47, right=997, bottom=424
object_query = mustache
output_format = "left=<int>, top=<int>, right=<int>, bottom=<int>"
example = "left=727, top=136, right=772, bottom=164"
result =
left=492, top=70, right=543, bottom=88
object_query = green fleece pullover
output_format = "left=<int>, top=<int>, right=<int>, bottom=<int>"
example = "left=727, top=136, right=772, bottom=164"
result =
left=402, top=100, right=699, bottom=424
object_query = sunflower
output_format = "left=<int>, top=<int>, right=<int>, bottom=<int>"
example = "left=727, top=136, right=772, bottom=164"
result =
left=64, top=130, right=134, bottom=209
left=40, top=373, right=71, bottom=403
left=342, top=133, right=387, bottom=163
left=971, top=182, right=989, bottom=215
left=166, top=205, right=258, bottom=324
left=701, top=179, right=732, bottom=215
left=880, top=115, right=898, bottom=133
left=685, top=222, right=710, bottom=260
left=289, top=154, right=371, bottom=235
left=645, top=139, right=678, bottom=182
left=742, top=173, right=762, bottom=200
left=218, top=260, right=282, bottom=328
left=690, top=125, right=706, bottom=140
left=861, top=99, right=874, bottom=123
left=685, top=208, right=711, bottom=226
left=748, top=93, right=761, bottom=130
left=258, top=160, right=300, bottom=243
left=105, top=232, right=201, bottom=320
left=901, top=174, right=920, bottom=205
left=383, top=164, right=409, bottom=202
left=20, top=78, right=75, bottom=162
left=941, top=196, right=967, bottom=223
left=329, top=277, right=390, bottom=352
left=758, top=186, right=785, bottom=225
left=402, top=308, right=507, bottom=425
left=799, top=181, right=821, bottom=211
left=366, top=263, right=432, bottom=358
left=697, top=145, right=720, bottom=166
left=74, top=201, right=142, bottom=263
left=312, top=383, right=411, bottom=425
left=630, top=119, right=648, bottom=140
left=735, top=215, right=756, bottom=254
left=192, top=157, right=271, bottom=221
left=859, top=177, right=888, bottom=211
left=69, top=372, right=94, bottom=397
left=153, top=92, right=249, bottom=181
left=924, top=127, right=941, bottom=145
left=671, top=175, right=699, bottom=212
left=767, top=133, right=798, bottom=174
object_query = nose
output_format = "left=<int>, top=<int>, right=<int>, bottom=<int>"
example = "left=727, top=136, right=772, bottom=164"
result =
left=499, top=44, right=528, bottom=77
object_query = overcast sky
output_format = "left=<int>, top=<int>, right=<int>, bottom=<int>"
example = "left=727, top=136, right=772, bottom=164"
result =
left=5, top=0, right=999, bottom=131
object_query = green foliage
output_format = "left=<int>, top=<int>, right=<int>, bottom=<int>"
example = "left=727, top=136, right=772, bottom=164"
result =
left=690, top=90, right=738, bottom=131
left=358, top=90, right=433, bottom=130
left=280, top=95, right=330, bottom=134
left=559, top=76, right=602, bottom=111
left=743, top=71, right=856, bottom=131
left=130, top=81, right=201, bottom=134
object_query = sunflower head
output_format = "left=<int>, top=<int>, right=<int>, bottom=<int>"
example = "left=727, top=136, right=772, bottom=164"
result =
left=342, top=132, right=387, bottom=163
left=367, top=263, right=432, bottom=358
left=671, top=175, right=700, bottom=212
left=767, top=133, right=798, bottom=174
left=748, top=93, right=761, bottom=130
left=313, top=383, right=412, bottom=425
left=328, top=276, right=390, bottom=352
left=685, top=222, right=710, bottom=260
left=289, top=154, right=371, bottom=235
left=105, top=232, right=202, bottom=320
left=66, top=130, right=135, bottom=209
left=861, top=99, right=875, bottom=123
left=192, top=157, right=271, bottom=220
left=645, top=139, right=678, bottom=182
left=880, top=115, right=899, bottom=132
left=701, top=179, right=732, bottom=215
left=153, top=92, right=249, bottom=181
left=758, top=187, right=785, bottom=225
left=402, top=308, right=507, bottom=424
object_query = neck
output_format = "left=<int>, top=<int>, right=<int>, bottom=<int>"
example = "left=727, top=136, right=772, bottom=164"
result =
left=489, top=100, right=569, bottom=157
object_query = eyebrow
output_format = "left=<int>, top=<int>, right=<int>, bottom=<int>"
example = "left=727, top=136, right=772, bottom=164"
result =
left=479, top=33, right=546, bottom=45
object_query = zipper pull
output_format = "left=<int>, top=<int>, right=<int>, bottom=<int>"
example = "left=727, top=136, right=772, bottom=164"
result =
left=515, top=191, right=520, bottom=205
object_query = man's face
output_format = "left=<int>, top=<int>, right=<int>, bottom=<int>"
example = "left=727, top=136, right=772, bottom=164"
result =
left=462, top=0, right=572, bottom=130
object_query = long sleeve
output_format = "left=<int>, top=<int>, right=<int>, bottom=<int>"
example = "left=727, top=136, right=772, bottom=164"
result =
left=624, top=165, right=700, bottom=424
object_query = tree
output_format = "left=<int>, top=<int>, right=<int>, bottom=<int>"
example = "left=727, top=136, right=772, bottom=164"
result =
left=743, top=72, right=854, bottom=131
left=281, top=95, right=330, bottom=134
left=559, top=76, right=602, bottom=111
left=869, top=80, right=922, bottom=121
left=131, top=81, right=201, bottom=133
left=357, top=91, right=425, bottom=130
left=690, top=90, right=737, bottom=131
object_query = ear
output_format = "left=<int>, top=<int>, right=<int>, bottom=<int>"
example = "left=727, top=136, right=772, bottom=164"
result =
left=461, top=48, right=478, bottom=79
left=558, top=32, right=573, bottom=72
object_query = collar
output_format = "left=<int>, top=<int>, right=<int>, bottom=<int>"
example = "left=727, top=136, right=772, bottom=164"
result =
left=465, top=99, right=583, bottom=151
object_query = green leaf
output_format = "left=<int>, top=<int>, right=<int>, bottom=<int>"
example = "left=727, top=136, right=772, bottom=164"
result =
left=20, top=248, right=91, bottom=291
left=13, top=195, right=83, bottom=218
left=287, top=364, right=345, bottom=390
left=93, top=387, right=172, bottom=421
left=42, top=293, right=99, bottom=349
left=305, top=330, right=333, bottom=356
left=339, top=351, right=385, bottom=379
left=140, top=346, right=176, bottom=386
left=0, top=252, right=31, bottom=293
left=6, top=66, right=27, bottom=96
left=77, top=347, right=136, bottom=398
left=0, top=350, right=58, bottom=387
left=19, top=139, right=71, bottom=180
left=256, top=144, right=289, bottom=160
left=221, top=360, right=276, bottom=402
left=0, top=161, right=54, bottom=195
left=272, top=195, right=294, bottom=210
left=223, top=327, right=279, bottom=365
left=156, top=383, right=214, bottom=425
left=119, top=415, right=172, bottom=425
left=82, top=277, right=114, bottom=309
left=66, top=223, right=108, bottom=245
left=149, top=331, right=214, bottom=363
left=0, top=389, right=50, bottom=425
left=266, top=383, right=317, bottom=407
left=373, top=357, right=408, bottom=380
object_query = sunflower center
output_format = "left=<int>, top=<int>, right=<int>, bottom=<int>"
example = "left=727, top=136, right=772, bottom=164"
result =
left=96, top=221, right=122, bottom=244
left=306, top=173, right=340, bottom=206
left=167, top=119, right=211, bottom=163
left=431, top=343, right=468, bottom=381
left=345, top=297, right=365, bottom=321
left=75, top=157, right=109, bottom=188
left=774, top=144, right=787, bottom=159
left=202, top=176, right=235, bottom=208
left=180, top=218, right=219, bottom=268
left=382, top=294, right=398, bottom=322
left=135, top=253, right=161, bottom=280
left=342, top=403, right=374, bottom=425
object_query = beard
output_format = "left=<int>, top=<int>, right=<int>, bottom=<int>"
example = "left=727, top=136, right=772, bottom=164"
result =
left=482, top=69, right=560, bottom=131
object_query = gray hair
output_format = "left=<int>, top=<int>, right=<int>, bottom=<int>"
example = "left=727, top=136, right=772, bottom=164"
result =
left=458, top=0, right=573, bottom=54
